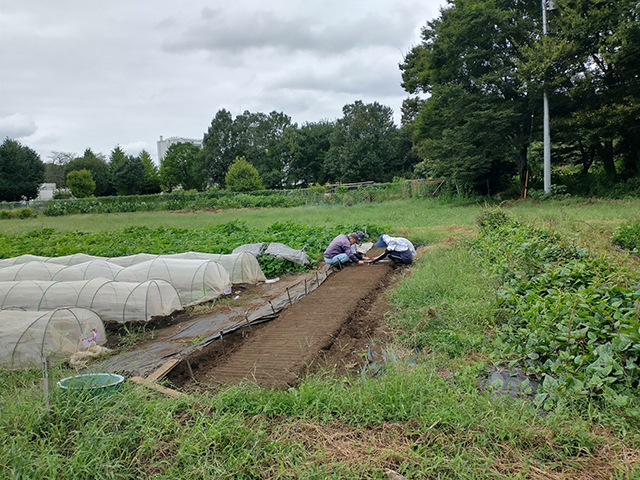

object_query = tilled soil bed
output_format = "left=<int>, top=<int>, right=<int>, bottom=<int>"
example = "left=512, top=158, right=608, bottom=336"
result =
left=169, top=263, right=395, bottom=390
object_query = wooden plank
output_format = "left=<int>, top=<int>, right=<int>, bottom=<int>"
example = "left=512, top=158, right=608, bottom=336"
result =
left=130, top=376, right=183, bottom=398
left=145, top=358, right=181, bottom=383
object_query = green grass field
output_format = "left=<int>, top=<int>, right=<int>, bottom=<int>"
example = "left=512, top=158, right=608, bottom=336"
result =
left=1, top=198, right=639, bottom=479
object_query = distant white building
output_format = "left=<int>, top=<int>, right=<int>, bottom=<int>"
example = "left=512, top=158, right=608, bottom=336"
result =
left=157, top=135, right=203, bottom=161
left=36, top=183, right=56, bottom=201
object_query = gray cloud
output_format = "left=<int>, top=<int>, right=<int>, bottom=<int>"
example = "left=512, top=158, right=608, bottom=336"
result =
left=162, top=9, right=416, bottom=56
left=0, top=0, right=444, bottom=162
left=0, top=114, right=38, bottom=140
left=268, top=52, right=405, bottom=98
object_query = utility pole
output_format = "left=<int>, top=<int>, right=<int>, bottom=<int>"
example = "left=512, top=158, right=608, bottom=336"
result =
left=542, top=0, right=554, bottom=194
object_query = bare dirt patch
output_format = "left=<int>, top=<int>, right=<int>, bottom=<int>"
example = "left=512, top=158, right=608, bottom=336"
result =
left=168, top=263, right=397, bottom=390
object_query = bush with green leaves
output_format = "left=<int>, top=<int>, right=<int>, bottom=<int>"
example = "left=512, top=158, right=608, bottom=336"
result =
left=66, top=169, right=96, bottom=198
left=0, top=207, right=38, bottom=220
left=472, top=216, right=640, bottom=410
left=225, top=157, right=263, bottom=192
left=611, top=219, right=640, bottom=253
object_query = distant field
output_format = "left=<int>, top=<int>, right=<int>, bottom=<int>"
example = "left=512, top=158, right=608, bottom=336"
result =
left=3, top=197, right=639, bottom=248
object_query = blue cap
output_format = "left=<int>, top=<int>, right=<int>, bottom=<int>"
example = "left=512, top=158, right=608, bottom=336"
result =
left=374, top=235, right=387, bottom=248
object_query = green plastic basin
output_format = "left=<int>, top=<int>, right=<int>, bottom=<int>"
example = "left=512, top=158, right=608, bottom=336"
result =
left=57, top=373, right=125, bottom=395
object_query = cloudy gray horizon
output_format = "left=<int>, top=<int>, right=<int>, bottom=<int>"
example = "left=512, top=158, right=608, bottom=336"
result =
left=0, top=0, right=444, bottom=163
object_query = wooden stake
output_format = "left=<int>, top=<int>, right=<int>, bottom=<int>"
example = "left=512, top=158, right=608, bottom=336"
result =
left=41, top=356, right=50, bottom=408
left=130, top=376, right=183, bottom=398
left=185, top=359, right=195, bottom=380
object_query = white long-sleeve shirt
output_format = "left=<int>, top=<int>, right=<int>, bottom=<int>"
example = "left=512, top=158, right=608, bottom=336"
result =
left=381, top=234, right=416, bottom=256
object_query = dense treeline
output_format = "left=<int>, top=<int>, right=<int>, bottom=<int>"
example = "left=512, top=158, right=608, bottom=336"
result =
left=1, top=0, right=637, bottom=202
left=401, top=0, right=639, bottom=195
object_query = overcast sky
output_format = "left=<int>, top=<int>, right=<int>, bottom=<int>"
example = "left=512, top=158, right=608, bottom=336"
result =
left=0, top=0, right=445, bottom=163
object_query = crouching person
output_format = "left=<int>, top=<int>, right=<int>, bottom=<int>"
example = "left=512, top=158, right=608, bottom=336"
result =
left=369, top=234, right=416, bottom=265
left=324, top=231, right=365, bottom=266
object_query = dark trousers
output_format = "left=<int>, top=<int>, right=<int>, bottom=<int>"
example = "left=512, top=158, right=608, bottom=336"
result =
left=388, top=249, right=413, bottom=265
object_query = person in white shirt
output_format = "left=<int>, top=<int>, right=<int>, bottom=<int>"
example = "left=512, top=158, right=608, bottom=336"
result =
left=367, top=234, right=416, bottom=265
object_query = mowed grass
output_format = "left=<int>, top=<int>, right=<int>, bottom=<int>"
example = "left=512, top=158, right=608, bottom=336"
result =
left=1, top=197, right=639, bottom=479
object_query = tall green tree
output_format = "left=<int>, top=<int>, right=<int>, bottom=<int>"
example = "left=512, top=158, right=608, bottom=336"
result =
left=0, top=138, right=45, bottom=201
left=401, top=0, right=539, bottom=192
left=325, top=101, right=398, bottom=183
left=225, top=156, right=263, bottom=192
left=199, top=109, right=293, bottom=189
left=521, top=0, right=640, bottom=179
left=112, top=155, right=144, bottom=196
left=287, top=121, right=334, bottom=187
left=65, top=148, right=111, bottom=196
left=199, top=109, right=237, bottom=188
left=138, top=150, right=161, bottom=194
left=66, top=169, right=95, bottom=198
left=108, top=145, right=128, bottom=194
left=160, top=142, right=204, bottom=192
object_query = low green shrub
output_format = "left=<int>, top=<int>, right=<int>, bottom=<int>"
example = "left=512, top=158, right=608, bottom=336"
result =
left=0, top=207, right=38, bottom=220
left=611, top=219, right=640, bottom=252
left=472, top=216, right=640, bottom=409
left=476, top=208, right=511, bottom=230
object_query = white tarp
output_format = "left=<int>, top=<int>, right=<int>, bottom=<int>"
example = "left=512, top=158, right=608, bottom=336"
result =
left=231, top=243, right=268, bottom=258
left=264, top=243, right=310, bottom=266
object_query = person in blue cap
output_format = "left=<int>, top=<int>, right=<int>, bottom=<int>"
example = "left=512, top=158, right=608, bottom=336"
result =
left=324, top=231, right=365, bottom=266
left=367, top=234, right=416, bottom=265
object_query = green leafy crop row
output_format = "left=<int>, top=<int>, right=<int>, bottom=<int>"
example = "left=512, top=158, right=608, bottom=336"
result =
left=472, top=210, right=640, bottom=410
left=38, top=184, right=411, bottom=217
left=0, top=221, right=387, bottom=277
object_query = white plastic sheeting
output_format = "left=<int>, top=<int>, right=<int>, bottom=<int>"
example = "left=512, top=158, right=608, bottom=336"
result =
left=232, top=242, right=268, bottom=258
left=0, top=262, right=68, bottom=281
left=0, top=307, right=106, bottom=369
left=0, top=279, right=182, bottom=323
left=45, top=253, right=102, bottom=266
left=0, top=254, right=49, bottom=268
left=114, top=258, right=231, bottom=305
left=163, top=252, right=266, bottom=284
left=51, top=260, right=125, bottom=281
left=264, top=243, right=310, bottom=266
left=107, top=253, right=159, bottom=267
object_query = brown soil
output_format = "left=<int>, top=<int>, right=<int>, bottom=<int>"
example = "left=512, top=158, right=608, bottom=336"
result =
left=168, top=263, right=397, bottom=390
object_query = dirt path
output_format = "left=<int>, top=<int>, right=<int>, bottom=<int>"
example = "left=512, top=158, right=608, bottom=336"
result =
left=170, top=263, right=394, bottom=389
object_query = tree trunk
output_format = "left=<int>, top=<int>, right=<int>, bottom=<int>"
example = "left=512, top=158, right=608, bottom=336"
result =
left=517, top=146, right=528, bottom=192
left=599, top=141, right=617, bottom=178
left=620, top=135, right=639, bottom=177
left=579, top=143, right=594, bottom=175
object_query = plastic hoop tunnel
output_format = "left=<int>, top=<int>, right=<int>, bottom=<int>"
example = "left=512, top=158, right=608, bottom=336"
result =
left=0, top=279, right=182, bottom=324
left=0, top=307, right=106, bottom=369
left=164, top=252, right=267, bottom=284
left=114, top=258, right=231, bottom=305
